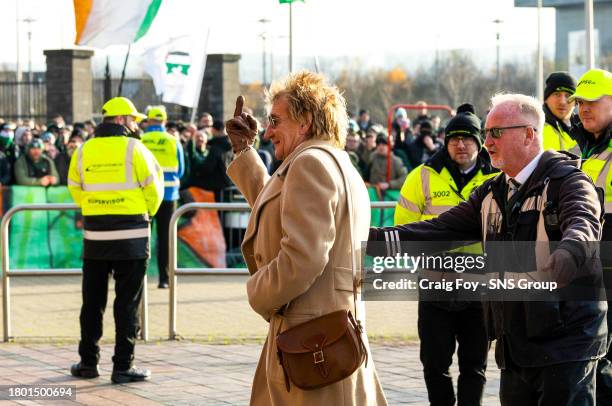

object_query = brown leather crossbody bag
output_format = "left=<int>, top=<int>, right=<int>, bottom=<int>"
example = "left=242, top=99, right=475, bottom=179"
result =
left=275, top=146, right=368, bottom=391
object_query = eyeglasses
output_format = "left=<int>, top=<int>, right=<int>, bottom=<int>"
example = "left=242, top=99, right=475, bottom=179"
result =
left=448, top=136, right=476, bottom=147
left=483, top=125, right=536, bottom=139
left=267, top=115, right=280, bottom=129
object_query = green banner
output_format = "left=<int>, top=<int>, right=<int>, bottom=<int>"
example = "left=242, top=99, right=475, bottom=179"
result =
left=1, top=186, right=233, bottom=274
left=279, top=0, right=304, bottom=3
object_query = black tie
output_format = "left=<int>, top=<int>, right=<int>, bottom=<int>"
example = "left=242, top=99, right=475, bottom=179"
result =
left=507, top=178, right=521, bottom=201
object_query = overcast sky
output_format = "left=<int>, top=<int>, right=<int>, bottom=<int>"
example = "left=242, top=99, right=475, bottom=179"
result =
left=2, top=0, right=556, bottom=79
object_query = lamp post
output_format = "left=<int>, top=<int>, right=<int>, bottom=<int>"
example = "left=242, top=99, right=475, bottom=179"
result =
left=15, top=1, right=21, bottom=120
left=23, top=17, right=36, bottom=117
left=493, top=19, right=504, bottom=90
left=258, top=18, right=270, bottom=86
left=585, top=0, right=595, bottom=69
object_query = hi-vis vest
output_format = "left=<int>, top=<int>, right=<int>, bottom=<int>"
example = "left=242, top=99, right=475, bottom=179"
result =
left=68, top=136, right=164, bottom=252
left=395, top=164, right=497, bottom=225
left=580, top=142, right=612, bottom=214
left=542, top=122, right=579, bottom=153
left=141, top=129, right=184, bottom=201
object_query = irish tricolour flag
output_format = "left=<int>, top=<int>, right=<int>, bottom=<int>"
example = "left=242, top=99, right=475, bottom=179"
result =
left=73, top=0, right=162, bottom=48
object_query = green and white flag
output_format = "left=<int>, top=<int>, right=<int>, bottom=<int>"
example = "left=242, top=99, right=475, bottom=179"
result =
left=143, top=32, right=208, bottom=108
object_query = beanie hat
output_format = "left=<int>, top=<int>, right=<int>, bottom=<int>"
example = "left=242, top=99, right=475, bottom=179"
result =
left=544, top=72, right=576, bottom=101
left=444, top=103, right=482, bottom=150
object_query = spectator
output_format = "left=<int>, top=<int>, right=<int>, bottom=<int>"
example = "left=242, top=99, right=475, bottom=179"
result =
left=50, top=114, right=66, bottom=128
left=405, top=119, right=441, bottom=168
left=14, top=139, right=59, bottom=186
left=197, top=112, right=213, bottom=131
left=83, top=120, right=96, bottom=139
left=345, top=131, right=367, bottom=176
left=0, top=123, right=16, bottom=181
left=182, top=130, right=209, bottom=189
left=360, top=129, right=377, bottom=166
left=41, top=131, right=59, bottom=160
left=415, top=100, right=431, bottom=124
left=392, top=108, right=412, bottom=141
left=55, top=133, right=84, bottom=185
left=198, top=120, right=234, bottom=202
left=14, top=126, right=33, bottom=158
left=0, top=150, right=10, bottom=186
left=357, top=109, right=373, bottom=132
left=367, top=135, right=408, bottom=192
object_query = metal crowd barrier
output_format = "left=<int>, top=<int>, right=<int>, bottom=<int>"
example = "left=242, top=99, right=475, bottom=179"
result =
left=1, top=204, right=149, bottom=342
left=168, top=201, right=397, bottom=340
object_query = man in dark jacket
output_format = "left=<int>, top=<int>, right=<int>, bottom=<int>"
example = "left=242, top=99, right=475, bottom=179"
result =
left=198, top=120, right=234, bottom=202
left=369, top=93, right=607, bottom=405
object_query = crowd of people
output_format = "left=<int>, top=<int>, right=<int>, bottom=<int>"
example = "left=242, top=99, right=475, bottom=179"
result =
left=0, top=101, right=449, bottom=201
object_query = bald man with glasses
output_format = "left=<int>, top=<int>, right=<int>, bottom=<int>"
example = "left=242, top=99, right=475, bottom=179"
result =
left=369, top=93, right=607, bottom=405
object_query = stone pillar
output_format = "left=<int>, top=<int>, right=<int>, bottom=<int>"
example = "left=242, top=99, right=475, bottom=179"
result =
left=197, top=54, right=241, bottom=123
left=44, top=49, right=94, bottom=124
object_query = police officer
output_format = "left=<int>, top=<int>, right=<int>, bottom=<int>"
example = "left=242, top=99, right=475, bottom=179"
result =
left=68, top=97, right=164, bottom=384
left=542, top=71, right=579, bottom=152
left=395, top=104, right=498, bottom=406
left=141, top=106, right=184, bottom=289
left=569, top=68, right=612, bottom=405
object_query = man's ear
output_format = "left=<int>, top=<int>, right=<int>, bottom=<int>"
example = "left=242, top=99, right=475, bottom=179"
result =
left=299, top=113, right=312, bottom=136
left=525, top=126, right=536, bottom=145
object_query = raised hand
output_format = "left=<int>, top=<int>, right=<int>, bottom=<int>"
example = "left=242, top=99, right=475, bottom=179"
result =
left=226, top=96, right=258, bottom=154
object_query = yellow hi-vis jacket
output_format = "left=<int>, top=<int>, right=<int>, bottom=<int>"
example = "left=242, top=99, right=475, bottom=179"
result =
left=542, top=122, right=579, bottom=153
left=395, top=160, right=497, bottom=225
left=141, top=127, right=184, bottom=201
left=581, top=142, right=612, bottom=215
left=67, top=124, right=164, bottom=259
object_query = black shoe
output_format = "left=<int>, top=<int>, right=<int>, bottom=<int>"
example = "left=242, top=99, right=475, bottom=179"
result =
left=70, top=362, right=99, bottom=378
left=111, top=366, right=151, bottom=384
left=158, top=282, right=169, bottom=289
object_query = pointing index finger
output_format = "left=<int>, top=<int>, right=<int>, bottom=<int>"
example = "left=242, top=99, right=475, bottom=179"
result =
left=234, top=95, right=245, bottom=117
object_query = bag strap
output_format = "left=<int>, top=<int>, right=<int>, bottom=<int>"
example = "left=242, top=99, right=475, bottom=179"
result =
left=306, top=146, right=361, bottom=323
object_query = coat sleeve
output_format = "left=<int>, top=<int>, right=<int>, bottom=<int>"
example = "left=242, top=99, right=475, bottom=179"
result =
left=47, top=157, right=60, bottom=185
left=14, top=156, right=42, bottom=186
left=67, top=147, right=82, bottom=205
left=245, top=151, right=339, bottom=320
left=369, top=182, right=487, bottom=257
left=394, top=165, right=425, bottom=225
left=227, top=148, right=270, bottom=208
left=555, top=170, right=602, bottom=268
left=135, top=143, right=164, bottom=216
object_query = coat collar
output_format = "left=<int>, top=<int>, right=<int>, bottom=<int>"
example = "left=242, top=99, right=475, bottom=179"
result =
left=274, top=139, right=338, bottom=178
left=241, top=139, right=339, bottom=263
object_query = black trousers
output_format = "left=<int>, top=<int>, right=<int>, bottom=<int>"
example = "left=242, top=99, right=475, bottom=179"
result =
left=154, top=200, right=176, bottom=284
left=597, top=300, right=612, bottom=406
left=78, top=258, right=147, bottom=371
left=418, top=302, right=489, bottom=406
left=500, top=357, right=597, bottom=406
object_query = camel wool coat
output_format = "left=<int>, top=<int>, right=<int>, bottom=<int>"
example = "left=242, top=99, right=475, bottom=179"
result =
left=227, top=139, right=387, bottom=405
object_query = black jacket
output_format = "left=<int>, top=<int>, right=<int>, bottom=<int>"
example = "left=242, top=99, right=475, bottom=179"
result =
left=196, top=135, right=234, bottom=198
left=369, top=150, right=608, bottom=368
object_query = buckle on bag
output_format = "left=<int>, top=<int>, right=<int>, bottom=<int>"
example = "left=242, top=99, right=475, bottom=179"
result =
left=313, top=350, right=324, bottom=364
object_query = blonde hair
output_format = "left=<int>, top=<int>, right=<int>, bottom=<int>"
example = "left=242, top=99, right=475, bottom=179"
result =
left=266, top=70, right=348, bottom=148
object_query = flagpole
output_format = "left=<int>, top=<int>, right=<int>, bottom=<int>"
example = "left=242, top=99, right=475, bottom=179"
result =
left=118, top=44, right=131, bottom=97
left=190, top=28, right=211, bottom=125
left=289, top=2, right=293, bottom=73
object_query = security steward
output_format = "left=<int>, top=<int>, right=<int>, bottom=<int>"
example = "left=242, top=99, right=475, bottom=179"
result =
left=394, top=103, right=498, bottom=406
left=141, top=105, right=184, bottom=289
left=569, top=68, right=612, bottom=405
left=542, top=71, right=579, bottom=152
left=68, top=97, right=164, bottom=384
